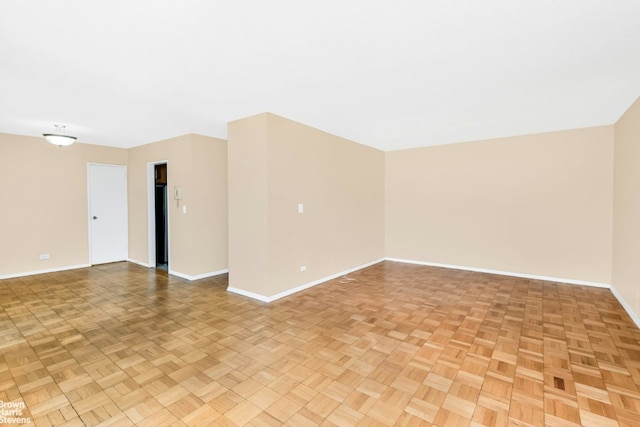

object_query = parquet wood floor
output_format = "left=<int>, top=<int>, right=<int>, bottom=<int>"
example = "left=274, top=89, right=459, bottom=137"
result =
left=1, top=261, right=640, bottom=426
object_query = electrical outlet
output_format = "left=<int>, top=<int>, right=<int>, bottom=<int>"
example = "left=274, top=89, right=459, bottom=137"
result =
left=300, top=265, right=306, bottom=272
left=39, top=254, right=50, bottom=260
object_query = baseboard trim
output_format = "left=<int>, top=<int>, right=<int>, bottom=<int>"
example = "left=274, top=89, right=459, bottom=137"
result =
left=127, top=258, right=151, bottom=268
left=169, top=268, right=229, bottom=281
left=0, top=264, right=92, bottom=280
left=384, top=257, right=611, bottom=288
left=227, top=258, right=385, bottom=303
left=226, top=287, right=271, bottom=303
left=609, top=286, right=640, bottom=330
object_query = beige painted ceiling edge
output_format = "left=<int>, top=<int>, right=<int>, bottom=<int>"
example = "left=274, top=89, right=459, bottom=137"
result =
left=1, top=0, right=639, bottom=150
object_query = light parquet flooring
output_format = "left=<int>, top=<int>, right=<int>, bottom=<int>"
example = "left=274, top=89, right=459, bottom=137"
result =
left=1, top=261, right=640, bottom=426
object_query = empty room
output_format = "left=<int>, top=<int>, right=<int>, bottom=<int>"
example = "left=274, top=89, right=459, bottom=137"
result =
left=1, top=1, right=640, bottom=426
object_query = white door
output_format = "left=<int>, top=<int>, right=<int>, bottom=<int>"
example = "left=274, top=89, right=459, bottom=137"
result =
left=88, top=164, right=128, bottom=264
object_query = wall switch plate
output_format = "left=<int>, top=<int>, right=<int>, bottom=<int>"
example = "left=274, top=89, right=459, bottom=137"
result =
left=183, top=205, right=187, bottom=214
left=298, top=203, right=304, bottom=214
left=300, top=265, right=306, bottom=272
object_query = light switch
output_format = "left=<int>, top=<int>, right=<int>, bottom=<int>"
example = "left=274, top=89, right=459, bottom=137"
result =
left=183, top=205, right=187, bottom=214
left=298, top=203, right=304, bottom=214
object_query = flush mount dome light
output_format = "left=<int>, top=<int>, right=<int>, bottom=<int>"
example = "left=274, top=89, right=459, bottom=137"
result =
left=43, top=125, right=77, bottom=146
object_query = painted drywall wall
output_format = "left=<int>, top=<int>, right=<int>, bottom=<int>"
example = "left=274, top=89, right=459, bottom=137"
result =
left=613, top=97, right=640, bottom=322
left=385, top=126, right=614, bottom=284
left=189, top=134, right=229, bottom=276
left=227, top=114, right=270, bottom=296
left=0, top=133, right=127, bottom=278
left=127, top=134, right=228, bottom=278
left=228, top=113, right=385, bottom=299
left=267, top=114, right=385, bottom=294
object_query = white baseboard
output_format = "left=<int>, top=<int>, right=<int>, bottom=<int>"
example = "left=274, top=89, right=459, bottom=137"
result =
left=127, top=259, right=229, bottom=281
left=0, top=264, right=91, bottom=280
left=127, top=258, right=151, bottom=268
left=227, top=258, right=385, bottom=303
left=385, top=257, right=611, bottom=288
left=169, top=268, right=229, bottom=281
left=226, top=287, right=271, bottom=303
left=609, top=286, right=640, bottom=330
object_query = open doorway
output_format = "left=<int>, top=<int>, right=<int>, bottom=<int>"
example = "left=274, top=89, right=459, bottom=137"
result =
left=154, top=163, right=168, bottom=270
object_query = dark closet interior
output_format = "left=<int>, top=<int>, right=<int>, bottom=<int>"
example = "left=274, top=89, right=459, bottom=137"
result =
left=154, top=164, right=168, bottom=269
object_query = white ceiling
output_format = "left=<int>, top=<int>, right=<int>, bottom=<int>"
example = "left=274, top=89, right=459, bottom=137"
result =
left=1, top=1, right=639, bottom=151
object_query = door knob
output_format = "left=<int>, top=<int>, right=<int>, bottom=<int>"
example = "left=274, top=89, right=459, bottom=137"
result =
left=93, top=216, right=98, bottom=220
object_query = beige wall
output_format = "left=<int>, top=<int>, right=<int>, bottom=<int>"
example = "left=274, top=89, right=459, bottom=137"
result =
left=613, top=97, right=640, bottom=320
left=228, top=113, right=385, bottom=299
left=128, top=134, right=228, bottom=278
left=385, top=126, right=614, bottom=284
left=0, top=133, right=127, bottom=277
left=227, top=114, right=270, bottom=295
left=190, top=134, right=229, bottom=275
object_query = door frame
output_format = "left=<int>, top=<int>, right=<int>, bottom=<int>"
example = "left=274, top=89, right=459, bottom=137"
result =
left=87, top=163, right=129, bottom=265
left=147, top=161, right=170, bottom=267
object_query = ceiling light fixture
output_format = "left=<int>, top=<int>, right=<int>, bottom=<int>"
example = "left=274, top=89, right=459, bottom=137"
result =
left=43, top=125, right=77, bottom=146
